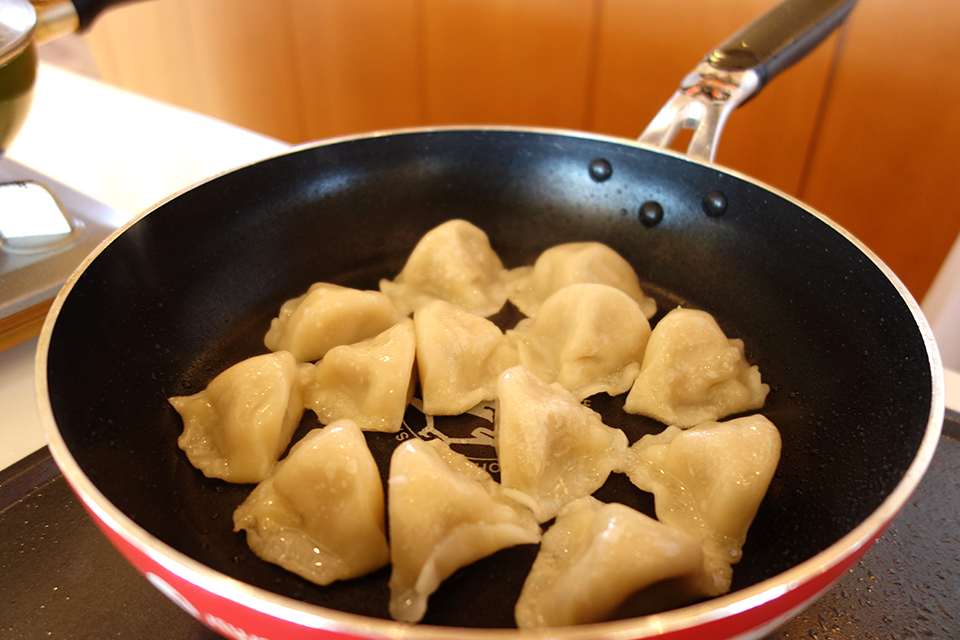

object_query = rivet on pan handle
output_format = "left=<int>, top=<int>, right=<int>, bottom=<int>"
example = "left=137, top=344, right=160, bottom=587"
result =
left=639, top=0, right=858, bottom=163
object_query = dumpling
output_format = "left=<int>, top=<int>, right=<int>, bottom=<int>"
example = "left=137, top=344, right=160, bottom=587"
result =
left=494, top=365, right=628, bottom=523
left=515, top=497, right=708, bottom=628
left=506, top=242, right=657, bottom=319
left=507, top=283, right=651, bottom=401
left=233, top=420, right=390, bottom=585
left=379, top=219, right=508, bottom=317
left=303, top=318, right=416, bottom=432
left=623, top=415, right=782, bottom=595
left=170, top=350, right=304, bottom=484
left=387, top=438, right=541, bottom=623
left=264, top=283, right=403, bottom=363
left=414, top=299, right=519, bottom=415
left=623, top=307, right=769, bottom=427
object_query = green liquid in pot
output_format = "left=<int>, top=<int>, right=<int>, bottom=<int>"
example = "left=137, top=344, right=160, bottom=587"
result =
left=0, top=42, right=37, bottom=153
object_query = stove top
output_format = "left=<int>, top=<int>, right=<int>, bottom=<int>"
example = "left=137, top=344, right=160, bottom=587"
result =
left=0, top=158, right=130, bottom=350
left=2, top=412, right=958, bottom=639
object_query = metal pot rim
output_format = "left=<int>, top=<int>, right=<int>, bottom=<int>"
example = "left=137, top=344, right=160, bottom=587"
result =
left=0, top=0, right=36, bottom=67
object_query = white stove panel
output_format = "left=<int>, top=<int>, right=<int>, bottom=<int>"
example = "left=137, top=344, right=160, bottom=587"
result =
left=0, top=157, right=131, bottom=320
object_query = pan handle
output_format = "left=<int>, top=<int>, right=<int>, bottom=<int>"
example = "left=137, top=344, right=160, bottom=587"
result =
left=638, top=0, right=857, bottom=163
left=30, top=0, right=137, bottom=42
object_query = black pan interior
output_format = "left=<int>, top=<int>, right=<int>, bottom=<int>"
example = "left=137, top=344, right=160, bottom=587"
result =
left=45, top=130, right=933, bottom=628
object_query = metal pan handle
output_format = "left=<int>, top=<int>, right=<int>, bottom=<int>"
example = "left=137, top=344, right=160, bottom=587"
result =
left=30, top=0, right=136, bottom=42
left=639, top=0, right=857, bottom=163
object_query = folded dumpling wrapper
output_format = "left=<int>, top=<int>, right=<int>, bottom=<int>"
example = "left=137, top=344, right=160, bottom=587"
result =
left=495, top=365, right=628, bottom=523
left=414, top=299, right=519, bottom=415
left=515, top=496, right=708, bottom=628
left=387, top=438, right=541, bottom=623
left=170, top=350, right=304, bottom=484
left=379, top=219, right=508, bottom=317
left=508, top=283, right=651, bottom=401
left=303, top=318, right=416, bottom=432
left=233, top=420, right=390, bottom=586
left=264, top=283, right=404, bottom=363
left=624, top=307, right=769, bottom=427
left=506, top=242, right=657, bottom=319
left=624, top=415, right=782, bottom=595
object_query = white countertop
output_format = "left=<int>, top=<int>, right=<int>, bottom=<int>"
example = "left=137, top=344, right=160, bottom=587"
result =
left=1, top=63, right=958, bottom=472
left=7, top=62, right=290, bottom=216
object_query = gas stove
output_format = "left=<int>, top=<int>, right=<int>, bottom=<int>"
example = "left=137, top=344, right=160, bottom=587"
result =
left=0, top=157, right=130, bottom=351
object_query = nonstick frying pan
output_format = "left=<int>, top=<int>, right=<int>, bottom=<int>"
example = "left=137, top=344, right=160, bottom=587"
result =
left=36, top=0, right=945, bottom=638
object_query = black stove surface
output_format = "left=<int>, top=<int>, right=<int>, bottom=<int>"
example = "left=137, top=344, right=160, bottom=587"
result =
left=3, top=411, right=958, bottom=640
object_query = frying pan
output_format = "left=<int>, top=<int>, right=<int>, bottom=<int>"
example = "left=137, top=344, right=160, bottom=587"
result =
left=36, top=0, right=945, bottom=638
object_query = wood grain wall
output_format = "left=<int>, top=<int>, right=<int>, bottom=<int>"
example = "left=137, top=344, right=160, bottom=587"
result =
left=80, top=0, right=960, bottom=301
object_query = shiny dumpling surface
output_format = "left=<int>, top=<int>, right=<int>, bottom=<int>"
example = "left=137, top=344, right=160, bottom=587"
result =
left=624, top=307, right=769, bottom=427
left=506, top=242, right=657, bottom=319
left=623, top=415, right=782, bottom=595
left=170, top=350, right=304, bottom=484
left=494, top=365, right=628, bottom=523
left=303, top=318, right=416, bottom=432
left=414, top=299, right=519, bottom=415
left=508, top=283, right=651, bottom=401
left=515, top=496, right=707, bottom=628
left=233, top=420, right=390, bottom=586
left=379, top=219, right=508, bottom=317
left=263, top=283, right=403, bottom=363
left=387, top=438, right=541, bottom=623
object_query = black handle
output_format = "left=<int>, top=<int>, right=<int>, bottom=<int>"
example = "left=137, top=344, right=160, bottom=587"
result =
left=71, top=0, right=140, bottom=30
left=708, top=0, right=857, bottom=88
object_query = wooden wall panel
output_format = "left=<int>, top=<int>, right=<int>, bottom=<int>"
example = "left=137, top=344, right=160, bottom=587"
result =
left=420, top=0, right=596, bottom=128
left=179, top=0, right=304, bottom=142
left=799, top=0, right=960, bottom=298
left=84, top=0, right=203, bottom=112
left=288, top=0, right=423, bottom=140
left=85, top=0, right=304, bottom=141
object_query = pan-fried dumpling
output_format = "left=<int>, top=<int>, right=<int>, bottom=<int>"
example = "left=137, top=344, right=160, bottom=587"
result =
left=379, top=219, right=508, bottom=317
left=387, top=438, right=541, bottom=623
left=264, top=283, right=403, bottom=363
left=624, top=307, right=768, bottom=427
left=506, top=242, right=657, bottom=319
left=623, top=415, right=782, bottom=595
left=507, top=283, right=651, bottom=401
left=233, top=420, right=390, bottom=585
left=414, top=299, right=519, bottom=415
left=170, top=351, right=304, bottom=484
left=303, top=318, right=416, bottom=432
left=495, top=365, right=628, bottom=523
left=515, top=497, right=708, bottom=628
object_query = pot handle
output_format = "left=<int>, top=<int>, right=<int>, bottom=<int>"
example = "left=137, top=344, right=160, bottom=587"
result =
left=638, top=0, right=857, bottom=163
left=30, top=0, right=136, bottom=42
